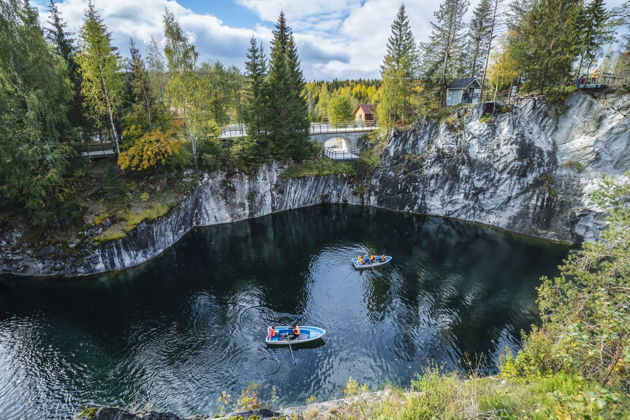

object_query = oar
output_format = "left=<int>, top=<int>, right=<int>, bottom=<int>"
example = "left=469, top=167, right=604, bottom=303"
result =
left=288, top=338, right=294, bottom=362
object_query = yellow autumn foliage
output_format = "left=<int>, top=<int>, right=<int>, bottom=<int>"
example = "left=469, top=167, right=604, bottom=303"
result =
left=118, top=127, right=182, bottom=171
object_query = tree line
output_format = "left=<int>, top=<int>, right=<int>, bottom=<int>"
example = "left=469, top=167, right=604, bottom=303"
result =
left=0, top=0, right=311, bottom=217
left=376, top=0, right=629, bottom=125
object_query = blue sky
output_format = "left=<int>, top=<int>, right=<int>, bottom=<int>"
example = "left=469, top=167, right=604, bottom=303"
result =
left=35, top=0, right=628, bottom=81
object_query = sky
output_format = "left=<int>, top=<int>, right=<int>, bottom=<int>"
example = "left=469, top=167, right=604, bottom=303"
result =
left=34, top=0, right=628, bottom=81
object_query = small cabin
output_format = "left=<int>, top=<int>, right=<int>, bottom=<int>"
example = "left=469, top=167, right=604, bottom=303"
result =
left=446, top=78, right=482, bottom=106
left=353, top=104, right=374, bottom=123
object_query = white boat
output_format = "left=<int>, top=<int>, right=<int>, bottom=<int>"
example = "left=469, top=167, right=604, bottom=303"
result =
left=265, top=326, right=326, bottom=346
left=352, top=255, right=392, bottom=269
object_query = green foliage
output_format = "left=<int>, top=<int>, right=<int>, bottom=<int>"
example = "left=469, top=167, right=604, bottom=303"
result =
left=508, top=0, right=582, bottom=94
left=502, top=174, right=630, bottom=390
left=235, top=382, right=262, bottom=412
left=266, top=12, right=310, bottom=161
left=419, top=0, right=469, bottom=103
left=327, top=93, right=354, bottom=124
left=76, top=2, right=124, bottom=151
left=216, top=391, right=231, bottom=417
left=0, top=0, right=74, bottom=210
left=562, top=160, right=585, bottom=172
left=343, top=377, right=369, bottom=396
left=77, top=406, right=97, bottom=419
left=378, top=5, right=419, bottom=126
left=118, top=127, right=183, bottom=171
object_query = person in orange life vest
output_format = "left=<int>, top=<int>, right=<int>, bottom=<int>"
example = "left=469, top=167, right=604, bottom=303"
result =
left=380, top=255, right=386, bottom=262
left=292, top=325, right=300, bottom=339
left=357, top=255, right=364, bottom=264
left=369, top=254, right=376, bottom=263
left=269, top=326, right=277, bottom=339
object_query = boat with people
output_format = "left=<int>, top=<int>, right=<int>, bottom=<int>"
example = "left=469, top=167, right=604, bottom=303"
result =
left=265, top=325, right=326, bottom=346
left=352, top=254, right=392, bottom=269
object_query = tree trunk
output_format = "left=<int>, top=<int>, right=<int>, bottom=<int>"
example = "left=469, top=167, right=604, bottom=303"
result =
left=99, top=69, right=120, bottom=155
left=479, top=0, right=499, bottom=102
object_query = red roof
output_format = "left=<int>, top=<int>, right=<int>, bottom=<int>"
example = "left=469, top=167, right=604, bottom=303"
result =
left=354, top=104, right=373, bottom=115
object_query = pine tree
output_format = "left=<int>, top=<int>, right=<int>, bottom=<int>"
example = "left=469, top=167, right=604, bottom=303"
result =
left=266, top=12, right=309, bottom=160
left=508, top=0, right=582, bottom=93
left=377, top=4, right=419, bottom=124
left=574, top=0, right=611, bottom=81
left=76, top=1, right=124, bottom=154
left=243, top=36, right=269, bottom=151
left=0, top=0, right=73, bottom=209
left=466, top=0, right=492, bottom=77
left=420, top=0, right=470, bottom=104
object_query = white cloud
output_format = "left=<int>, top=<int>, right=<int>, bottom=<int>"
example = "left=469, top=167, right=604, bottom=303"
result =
left=36, top=0, right=629, bottom=81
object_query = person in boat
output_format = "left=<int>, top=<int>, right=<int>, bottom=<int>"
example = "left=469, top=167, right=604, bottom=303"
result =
left=269, top=326, right=277, bottom=339
left=370, top=254, right=376, bottom=263
left=357, top=255, right=364, bottom=265
left=291, top=325, right=300, bottom=339
left=380, top=255, right=386, bottom=262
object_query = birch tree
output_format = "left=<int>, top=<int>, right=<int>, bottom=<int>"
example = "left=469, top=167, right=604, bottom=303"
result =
left=163, top=9, right=200, bottom=161
left=0, top=0, right=73, bottom=209
left=76, top=1, right=124, bottom=154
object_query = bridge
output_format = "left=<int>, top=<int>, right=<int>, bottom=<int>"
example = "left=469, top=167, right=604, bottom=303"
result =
left=83, top=121, right=376, bottom=161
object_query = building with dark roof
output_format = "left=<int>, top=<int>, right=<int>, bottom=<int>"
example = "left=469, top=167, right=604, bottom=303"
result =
left=446, top=77, right=482, bottom=106
left=353, top=104, right=374, bottom=123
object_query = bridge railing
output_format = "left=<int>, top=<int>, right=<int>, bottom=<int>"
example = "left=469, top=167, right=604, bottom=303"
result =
left=309, top=120, right=377, bottom=134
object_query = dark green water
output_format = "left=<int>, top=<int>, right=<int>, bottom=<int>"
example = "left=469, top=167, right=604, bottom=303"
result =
left=0, top=205, right=569, bottom=419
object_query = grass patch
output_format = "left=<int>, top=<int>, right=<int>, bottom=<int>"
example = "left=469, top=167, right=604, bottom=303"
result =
left=94, top=229, right=127, bottom=243
left=320, top=372, right=629, bottom=420
left=562, top=160, right=585, bottom=173
left=92, top=213, right=110, bottom=225
left=284, top=158, right=355, bottom=179
left=119, top=203, right=170, bottom=233
left=94, top=202, right=171, bottom=244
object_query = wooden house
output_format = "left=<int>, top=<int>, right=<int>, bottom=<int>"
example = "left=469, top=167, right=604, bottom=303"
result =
left=446, top=78, right=482, bottom=106
left=353, top=104, right=374, bottom=123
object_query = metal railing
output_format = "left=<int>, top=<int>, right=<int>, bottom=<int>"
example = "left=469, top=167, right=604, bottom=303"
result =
left=309, top=120, right=377, bottom=135
left=218, top=121, right=378, bottom=139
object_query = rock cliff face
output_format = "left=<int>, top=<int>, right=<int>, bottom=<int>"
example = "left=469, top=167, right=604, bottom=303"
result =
left=1, top=92, right=627, bottom=276
left=368, top=93, right=628, bottom=242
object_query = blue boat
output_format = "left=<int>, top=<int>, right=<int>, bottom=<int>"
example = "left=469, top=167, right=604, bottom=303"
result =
left=352, top=255, right=392, bottom=269
left=265, top=326, right=326, bottom=346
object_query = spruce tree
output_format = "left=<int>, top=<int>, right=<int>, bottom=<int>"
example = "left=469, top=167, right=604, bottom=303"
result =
left=76, top=1, right=124, bottom=154
left=243, top=36, right=269, bottom=152
left=466, top=0, right=492, bottom=77
left=266, top=12, right=309, bottom=160
left=574, top=0, right=611, bottom=81
left=122, top=39, right=159, bottom=145
left=377, top=4, right=418, bottom=124
left=508, top=0, right=582, bottom=93
left=46, top=0, right=85, bottom=131
left=382, top=4, right=419, bottom=79
left=420, top=0, right=470, bottom=104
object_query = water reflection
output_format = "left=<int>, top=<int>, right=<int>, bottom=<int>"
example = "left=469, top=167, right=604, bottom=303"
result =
left=0, top=205, right=568, bottom=419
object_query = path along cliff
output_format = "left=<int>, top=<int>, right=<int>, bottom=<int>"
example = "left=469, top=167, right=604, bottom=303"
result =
left=1, top=92, right=628, bottom=276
